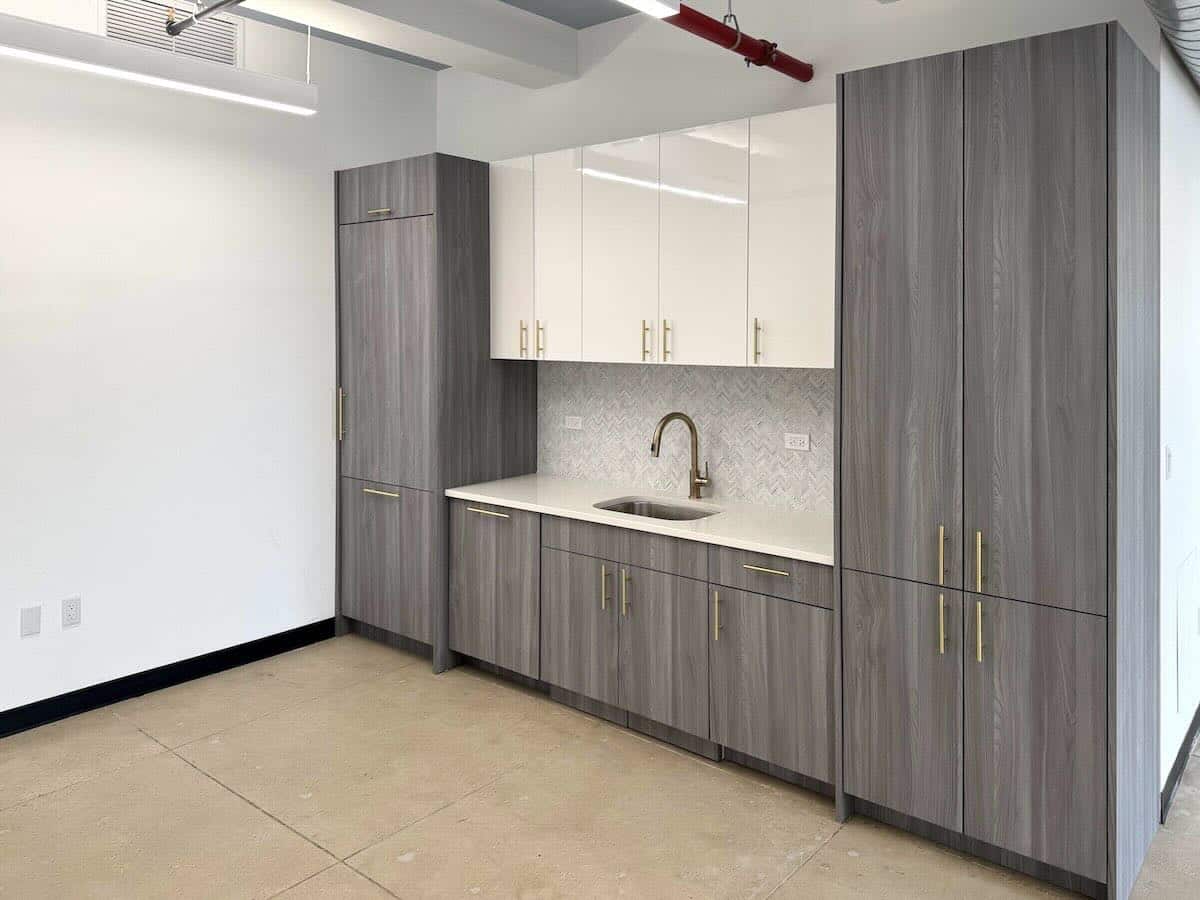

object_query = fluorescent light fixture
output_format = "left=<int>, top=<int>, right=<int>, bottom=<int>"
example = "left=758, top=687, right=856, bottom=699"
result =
left=0, top=11, right=318, bottom=116
left=580, top=167, right=746, bottom=206
left=616, top=0, right=681, bottom=19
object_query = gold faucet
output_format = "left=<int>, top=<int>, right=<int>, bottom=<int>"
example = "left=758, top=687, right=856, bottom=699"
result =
left=650, top=412, right=710, bottom=500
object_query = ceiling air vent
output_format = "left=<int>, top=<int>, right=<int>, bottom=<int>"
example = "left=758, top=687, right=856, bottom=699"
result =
left=104, top=0, right=241, bottom=67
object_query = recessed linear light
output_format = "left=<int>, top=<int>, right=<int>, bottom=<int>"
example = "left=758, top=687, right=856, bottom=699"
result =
left=615, top=0, right=682, bottom=19
left=579, top=167, right=746, bottom=206
left=0, top=11, right=318, bottom=116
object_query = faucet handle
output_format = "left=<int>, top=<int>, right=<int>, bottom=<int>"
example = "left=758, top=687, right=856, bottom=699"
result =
left=696, top=462, right=710, bottom=487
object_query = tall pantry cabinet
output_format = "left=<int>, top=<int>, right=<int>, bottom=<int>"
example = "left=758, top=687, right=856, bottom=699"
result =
left=838, top=24, right=1158, bottom=900
left=336, top=154, right=538, bottom=672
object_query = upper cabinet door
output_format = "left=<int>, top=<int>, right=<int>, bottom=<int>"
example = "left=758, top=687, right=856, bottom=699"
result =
left=748, top=106, right=836, bottom=368
left=659, top=120, right=749, bottom=367
left=963, top=29, right=1107, bottom=615
left=840, top=54, right=965, bottom=588
left=338, top=157, right=436, bottom=225
left=490, top=156, right=534, bottom=360
left=534, top=149, right=583, bottom=361
left=582, top=135, right=660, bottom=363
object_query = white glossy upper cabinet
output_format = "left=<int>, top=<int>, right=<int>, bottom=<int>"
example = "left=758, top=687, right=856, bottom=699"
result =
left=659, top=119, right=749, bottom=367
left=582, top=135, right=660, bottom=363
left=490, top=156, right=534, bottom=359
left=747, top=105, right=836, bottom=368
left=533, top=149, right=582, bottom=360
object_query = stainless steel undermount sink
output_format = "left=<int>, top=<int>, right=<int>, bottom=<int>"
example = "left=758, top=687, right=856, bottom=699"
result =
left=594, top=496, right=720, bottom=521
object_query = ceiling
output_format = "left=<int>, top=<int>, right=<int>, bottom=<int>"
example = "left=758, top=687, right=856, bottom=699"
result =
left=496, top=0, right=635, bottom=29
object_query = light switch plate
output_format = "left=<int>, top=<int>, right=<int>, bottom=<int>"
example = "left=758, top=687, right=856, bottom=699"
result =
left=20, top=605, right=41, bottom=638
left=62, top=596, right=82, bottom=629
left=564, top=416, right=583, bottom=431
left=784, top=433, right=811, bottom=452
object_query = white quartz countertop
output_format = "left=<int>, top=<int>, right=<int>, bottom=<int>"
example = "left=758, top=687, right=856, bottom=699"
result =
left=445, top=474, right=834, bottom=566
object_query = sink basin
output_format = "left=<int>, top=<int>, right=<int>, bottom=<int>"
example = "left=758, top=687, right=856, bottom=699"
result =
left=594, top=496, right=720, bottom=521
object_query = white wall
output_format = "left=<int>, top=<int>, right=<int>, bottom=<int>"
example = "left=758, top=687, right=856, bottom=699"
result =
left=1160, top=45, right=1200, bottom=785
left=0, top=10, right=435, bottom=713
left=437, top=0, right=1158, bottom=160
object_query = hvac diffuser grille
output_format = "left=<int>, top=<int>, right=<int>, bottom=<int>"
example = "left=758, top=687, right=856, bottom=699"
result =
left=104, top=0, right=240, bottom=66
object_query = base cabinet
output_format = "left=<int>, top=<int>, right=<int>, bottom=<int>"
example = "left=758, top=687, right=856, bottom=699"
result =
left=711, top=588, right=834, bottom=780
left=448, top=500, right=540, bottom=679
left=964, top=595, right=1107, bottom=883
left=540, top=548, right=620, bottom=706
left=339, top=478, right=434, bottom=643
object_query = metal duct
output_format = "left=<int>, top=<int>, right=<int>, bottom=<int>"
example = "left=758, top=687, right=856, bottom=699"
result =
left=1145, top=1, right=1200, bottom=89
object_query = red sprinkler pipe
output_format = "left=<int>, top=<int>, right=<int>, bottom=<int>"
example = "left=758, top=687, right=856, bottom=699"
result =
left=664, top=3, right=813, bottom=83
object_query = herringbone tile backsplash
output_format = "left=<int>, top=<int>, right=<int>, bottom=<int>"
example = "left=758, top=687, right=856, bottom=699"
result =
left=537, top=363, right=834, bottom=512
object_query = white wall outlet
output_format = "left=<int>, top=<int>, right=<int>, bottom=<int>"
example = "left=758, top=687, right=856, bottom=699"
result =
left=564, top=416, right=583, bottom=431
left=20, top=605, right=41, bottom=638
left=784, top=432, right=811, bottom=452
left=62, top=596, right=82, bottom=629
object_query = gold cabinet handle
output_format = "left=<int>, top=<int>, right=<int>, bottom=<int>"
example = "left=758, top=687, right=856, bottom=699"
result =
left=975, top=531, right=983, bottom=593
left=662, top=319, right=671, bottom=361
left=743, top=563, right=789, bottom=577
left=641, top=320, right=651, bottom=361
left=468, top=506, right=509, bottom=519
left=336, top=387, right=346, bottom=441
left=938, top=593, right=945, bottom=655
left=621, top=569, right=630, bottom=617
left=366, top=207, right=391, bottom=216
left=600, top=564, right=609, bottom=611
left=713, top=590, right=721, bottom=641
left=753, top=317, right=762, bottom=364
left=535, top=320, right=545, bottom=357
left=975, top=600, right=983, bottom=662
left=519, top=320, right=528, bottom=357
left=938, top=524, right=945, bottom=586
left=362, top=487, right=400, bottom=498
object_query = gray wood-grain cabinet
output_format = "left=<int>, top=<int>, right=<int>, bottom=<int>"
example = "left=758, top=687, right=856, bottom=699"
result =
left=540, top=548, right=620, bottom=707
left=336, top=154, right=538, bottom=667
left=448, top=500, right=540, bottom=678
left=710, top=587, right=833, bottom=781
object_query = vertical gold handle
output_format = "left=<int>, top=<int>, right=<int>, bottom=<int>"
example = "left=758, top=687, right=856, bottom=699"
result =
left=753, top=318, right=762, bottom=364
left=938, top=524, right=945, bottom=586
left=519, top=320, right=528, bottom=357
left=975, top=531, right=983, bottom=593
left=641, top=320, right=651, bottom=361
left=536, top=320, right=545, bottom=357
left=938, top=593, right=945, bottom=655
left=975, top=600, right=983, bottom=662
left=662, top=319, right=671, bottom=361
left=621, top=569, right=629, bottom=617
left=600, top=564, right=609, bottom=611
left=713, top=591, right=720, bottom=641
left=336, top=387, right=346, bottom=441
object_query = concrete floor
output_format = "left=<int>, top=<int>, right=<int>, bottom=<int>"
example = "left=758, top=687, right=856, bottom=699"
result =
left=0, top=635, right=1195, bottom=899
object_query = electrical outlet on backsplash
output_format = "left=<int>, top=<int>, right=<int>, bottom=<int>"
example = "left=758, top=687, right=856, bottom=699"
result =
left=537, top=363, right=835, bottom=512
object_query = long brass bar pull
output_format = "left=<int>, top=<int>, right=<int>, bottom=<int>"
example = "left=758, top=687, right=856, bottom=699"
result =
left=713, top=591, right=720, bottom=641
left=975, top=531, right=983, bottom=593
left=743, top=563, right=789, bottom=577
left=468, top=507, right=509, bottom=519
left=975, top=600, right=983, bottom=662
left=662, top=319, right=672, bottom=361
left=336, top=388, right=346, bottom=441
left=621, top=570, right=630, bottom=617
left=753, top=318, right=762, bottom=364
left=937, top=524, right=945, bottom=585
left=366, top=207, right=391, bottom=216
left=938, top=594, right=945, bottom=655
left=519, top=320, right=528, bottom=357
left=641, top=320, right=651, bottom=361
left=600, top=564, right=608, bottom=611
left=536, top=320, right=545, bottom=357
left=362, top=488, right=400, bottom=499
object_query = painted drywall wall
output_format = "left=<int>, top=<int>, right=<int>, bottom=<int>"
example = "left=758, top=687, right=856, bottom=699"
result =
left=0, top=10, right=435, bottom=713
left=1160, top=44, right=1200, bottom=786
left=437, top=0, right=1158, bottom=160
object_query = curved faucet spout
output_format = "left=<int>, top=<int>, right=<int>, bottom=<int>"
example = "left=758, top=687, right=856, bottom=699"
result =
left=650, top=412, right=710, bottom=500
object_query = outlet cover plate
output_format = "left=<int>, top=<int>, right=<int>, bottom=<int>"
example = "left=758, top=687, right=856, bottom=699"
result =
left=784, top=432, right=811, bottom=452
left=62, top=596, right=81, bottom=629
left=564, top=416, right=583, bottom=431
left=21, top=605, right=41, bottom=638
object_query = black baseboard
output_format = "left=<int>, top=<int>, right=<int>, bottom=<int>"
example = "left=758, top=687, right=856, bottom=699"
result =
left=0, top=619, right=335, bottom=741
left=1162, top=699, right=1200, bottom=823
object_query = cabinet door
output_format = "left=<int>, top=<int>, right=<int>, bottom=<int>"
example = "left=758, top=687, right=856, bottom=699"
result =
left=449, top=501, right=540, bottom=678
left=338, top=218, right=437, bottom=489
left=659, top=120, right=748, bottom=366
left=748, top=105, right=836, bottom=368
left=618, top=566, right=709, bottom=737
left=963, top=29, right=1107, bottom=615
left=964, top=596, right=1106, bottom=882
left=490, top=156, right=534, bottom=360
left=582, top=135, right=660, bottom=363
left=337, top=157, right=436, bottom=225
left=710, top=588, right=833, bottom=781
left=840, top=53, right=964, bottom=588
left=534, top=148, right=583, bottom=361
left=842, top=571, right=963, bottom=832
left=540, top=549, right=619, bottom=706
left=339, top=479, right=433, bottom=643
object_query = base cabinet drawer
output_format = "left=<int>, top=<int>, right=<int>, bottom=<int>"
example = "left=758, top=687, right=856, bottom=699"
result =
left=540, top=548, right=619, bottom=706
left=710, top=589, right=833, bottom=781
left=340, top=479, right=434, bottom=644
left=448, top=500, right=540, bottom=678
left=709, top=545, right=833, bottom=608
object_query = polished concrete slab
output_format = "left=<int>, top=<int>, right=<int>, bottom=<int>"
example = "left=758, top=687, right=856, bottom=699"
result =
left=0, top=635, right=1196, bottom=898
